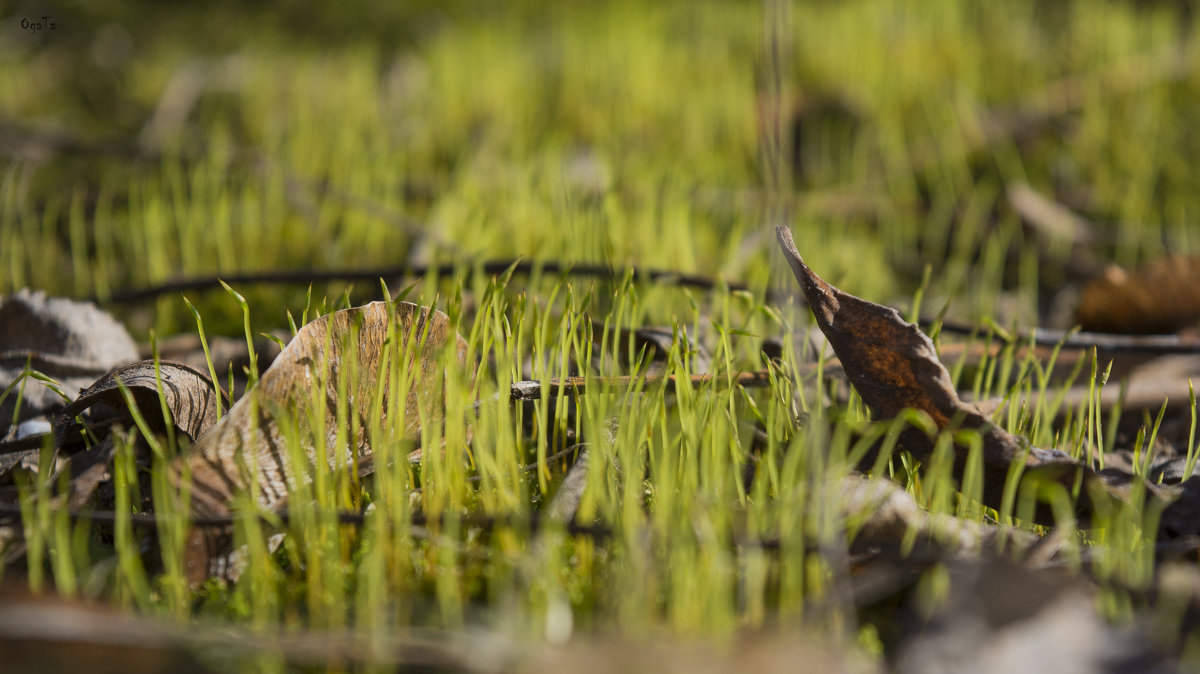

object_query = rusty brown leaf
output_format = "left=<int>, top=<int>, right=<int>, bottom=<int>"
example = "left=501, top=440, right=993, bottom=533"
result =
left=174, top=301, right=468, bottom=583
left=775, top=225, right=1092, bottom=517
left=775, top=226, right=1200, bottom=543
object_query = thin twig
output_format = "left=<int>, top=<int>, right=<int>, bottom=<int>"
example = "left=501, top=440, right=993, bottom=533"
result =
left=93, top=260, right=759, bottom=305
left=932, top=320, right=1200, bottom=354
left=0, top=596, right=521, bottom=673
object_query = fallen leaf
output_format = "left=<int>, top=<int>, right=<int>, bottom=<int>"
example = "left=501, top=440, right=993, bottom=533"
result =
left=775, top=226, right=1200, bottom=548
left=1158, top=476, right=1200, bottom=540
left=174, top=301, right=468, bottom=583
left=4, top=360, right=226, bottom=515
left=546, top=449, right=589, bottom=523
left=775, top=225, right=1091, bottom=519
left=54, top=360, right=225, bottom=449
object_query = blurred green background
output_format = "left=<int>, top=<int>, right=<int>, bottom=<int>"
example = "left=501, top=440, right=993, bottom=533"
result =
left=2, top=0, right=1197, bottom=335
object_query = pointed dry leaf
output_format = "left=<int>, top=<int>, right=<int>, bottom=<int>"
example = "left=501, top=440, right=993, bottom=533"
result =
left=1077, top=256, right=1200, bottom=334
left=775, top=225, right=1090, bottom=516
left=775, top=226, right=1200, bottom=542
left=175, top=301, right=468, bottom=582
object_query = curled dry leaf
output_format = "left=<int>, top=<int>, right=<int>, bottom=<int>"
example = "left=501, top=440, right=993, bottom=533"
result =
left=54, top=360, right=225, bottom=448
left=175, top=301, right=468, bottom=583
left=774, top=225, right=1094, bottom=519
left=1076, top=256, right=1200, bottom=334
left=28, top=361, right=227, bottom=512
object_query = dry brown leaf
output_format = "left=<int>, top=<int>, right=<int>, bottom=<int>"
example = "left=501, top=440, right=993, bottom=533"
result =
left=1077, top=256, right=1200, bottom=334
left=1158, top=476, right=1200, bottom=540
left=773, top=226, right=1200, bottom=544
left=54, top=360, right=224, bottom=448
left=775, top=225, right=1092, bottom=518
left=174, top=301, right=468, bottom=583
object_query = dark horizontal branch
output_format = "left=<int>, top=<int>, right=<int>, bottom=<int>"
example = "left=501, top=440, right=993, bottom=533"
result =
left=93, top=260, right=759, bottom=305
left=932, top=320, right=1200, bottom=354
